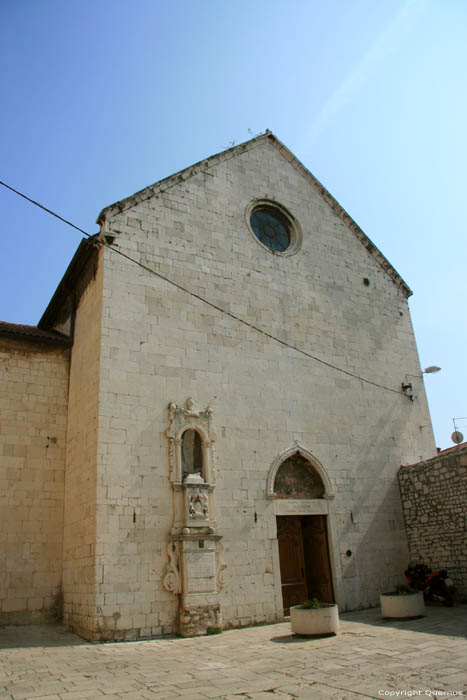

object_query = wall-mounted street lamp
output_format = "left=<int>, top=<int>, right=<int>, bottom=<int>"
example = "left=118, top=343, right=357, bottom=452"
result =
left=401, top=366, right=441, bottom=400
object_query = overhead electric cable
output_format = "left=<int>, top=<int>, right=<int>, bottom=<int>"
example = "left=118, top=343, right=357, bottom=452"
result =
left=0, top=180, right=91, bottom=237
left=109, top=244, right=401, bottom=394
left=1, top=179, right=402, bottom=395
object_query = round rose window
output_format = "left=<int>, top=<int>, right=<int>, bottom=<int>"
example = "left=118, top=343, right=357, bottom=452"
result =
left=249, top=205, right=291, bottom=252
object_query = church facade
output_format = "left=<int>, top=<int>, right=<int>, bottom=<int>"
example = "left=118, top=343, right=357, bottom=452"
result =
left=0, top=133, right=435, bottom=640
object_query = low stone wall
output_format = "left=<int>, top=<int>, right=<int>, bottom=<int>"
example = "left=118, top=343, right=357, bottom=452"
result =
left=399, top=446, right=467, bottom=600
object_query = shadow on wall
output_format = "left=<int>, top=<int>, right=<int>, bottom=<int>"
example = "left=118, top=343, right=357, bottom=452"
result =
left=331, top=393, right=425, bottom=611
left=337, top=482, right=409, bottom=611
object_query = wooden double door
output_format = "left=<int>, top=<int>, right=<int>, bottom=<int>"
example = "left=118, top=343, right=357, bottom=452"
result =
left=277, top=515, right=334, bottom=614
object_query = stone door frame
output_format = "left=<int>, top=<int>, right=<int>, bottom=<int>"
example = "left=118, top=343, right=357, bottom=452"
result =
left=267, top=443, right=338, bottom=615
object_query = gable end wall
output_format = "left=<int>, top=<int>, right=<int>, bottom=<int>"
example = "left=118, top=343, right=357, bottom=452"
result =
left=90, top=140, right=435, bottom=638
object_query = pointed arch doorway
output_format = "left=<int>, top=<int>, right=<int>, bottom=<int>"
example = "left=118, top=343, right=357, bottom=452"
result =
left=268, top=446, right=335, bottom=614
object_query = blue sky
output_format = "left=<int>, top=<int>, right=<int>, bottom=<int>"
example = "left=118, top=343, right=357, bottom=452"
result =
left=1, top=0, right=465, bottom=448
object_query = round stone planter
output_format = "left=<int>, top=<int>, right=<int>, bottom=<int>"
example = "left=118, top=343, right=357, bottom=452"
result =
left=290, top=604, right=339, bottom=636
left=380, top=591, right=425, bottom=619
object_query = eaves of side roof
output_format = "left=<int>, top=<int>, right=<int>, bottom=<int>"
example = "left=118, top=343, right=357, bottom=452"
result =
left=38, top=236, right=99, bottom=330
left=0, top=321, right=71, bottom=347
left=97, top=130, right=412, bottom=298
left=437, top=442, right=467, bottom=456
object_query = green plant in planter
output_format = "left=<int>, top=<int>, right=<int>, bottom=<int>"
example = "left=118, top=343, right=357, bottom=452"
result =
left=383, top=584, right=418, bottom=596
left=380, top=584, right=425, bottom=619
left=291, top=598, right=339, bottom=635
left=300, top=598, right=335, bottom=609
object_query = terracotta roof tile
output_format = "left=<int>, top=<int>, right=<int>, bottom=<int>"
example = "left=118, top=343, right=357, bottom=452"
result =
left=0, top=321, right=71, bottom=346
left=403, top=442, right=467, bottom=469
left=436, top=442, right=467, bottom=455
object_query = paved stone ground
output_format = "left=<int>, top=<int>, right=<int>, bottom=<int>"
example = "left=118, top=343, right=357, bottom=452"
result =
left=0, top=605, right=465, bottom=700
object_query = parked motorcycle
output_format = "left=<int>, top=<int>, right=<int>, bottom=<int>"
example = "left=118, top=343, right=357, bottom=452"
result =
left=404, top=563, right=456, bottom=606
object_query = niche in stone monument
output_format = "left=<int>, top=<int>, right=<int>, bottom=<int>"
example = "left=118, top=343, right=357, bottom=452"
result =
left=181, top=429, right=203, bottom=480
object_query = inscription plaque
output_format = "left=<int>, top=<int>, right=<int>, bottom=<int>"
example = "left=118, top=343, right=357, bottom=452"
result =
left=185, top=551, right=216, bottom=593
left=275, top=499, right=328, bottom=516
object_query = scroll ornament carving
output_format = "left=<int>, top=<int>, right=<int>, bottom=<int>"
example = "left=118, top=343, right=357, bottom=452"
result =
left=217, top=544, right=227, bottom=591
left=168, top=435, right=176, bottom=479
left=162, top=542, right=181, bottom=594
left=167, top=397, right=214, bottom=424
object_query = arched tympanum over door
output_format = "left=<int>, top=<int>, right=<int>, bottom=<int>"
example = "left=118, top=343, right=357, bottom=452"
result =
left=274, top=452, right=325, bottom=499
left=268, top=445, right=335, bottom=614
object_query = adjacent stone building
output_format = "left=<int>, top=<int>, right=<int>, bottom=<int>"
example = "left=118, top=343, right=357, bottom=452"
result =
left=1, top=132, right=436, bottom=639
left=0, top=324, right=70, bottom=624
left=399, top=444, right=467, bottom=599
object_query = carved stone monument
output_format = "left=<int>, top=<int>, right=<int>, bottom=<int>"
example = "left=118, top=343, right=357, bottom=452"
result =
left=163, top=398, right=225, bottom=636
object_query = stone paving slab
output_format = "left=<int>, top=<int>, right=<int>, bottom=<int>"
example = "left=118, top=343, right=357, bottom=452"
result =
left=0, top=605, right=465, bottom=700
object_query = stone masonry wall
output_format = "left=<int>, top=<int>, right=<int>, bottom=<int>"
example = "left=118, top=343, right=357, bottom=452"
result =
left=399, top=447, right=467, bottom=599
left=0, top=337, right=69, bottom=623
left=93, top=138, right=436, bottom=638
left=62, top=249, right=104, bottom=639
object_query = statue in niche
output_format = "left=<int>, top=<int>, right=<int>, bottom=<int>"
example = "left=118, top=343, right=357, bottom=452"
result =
left=274, top=452, right=325, bottom=499
left=181, top=429, right=203, bottom=480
